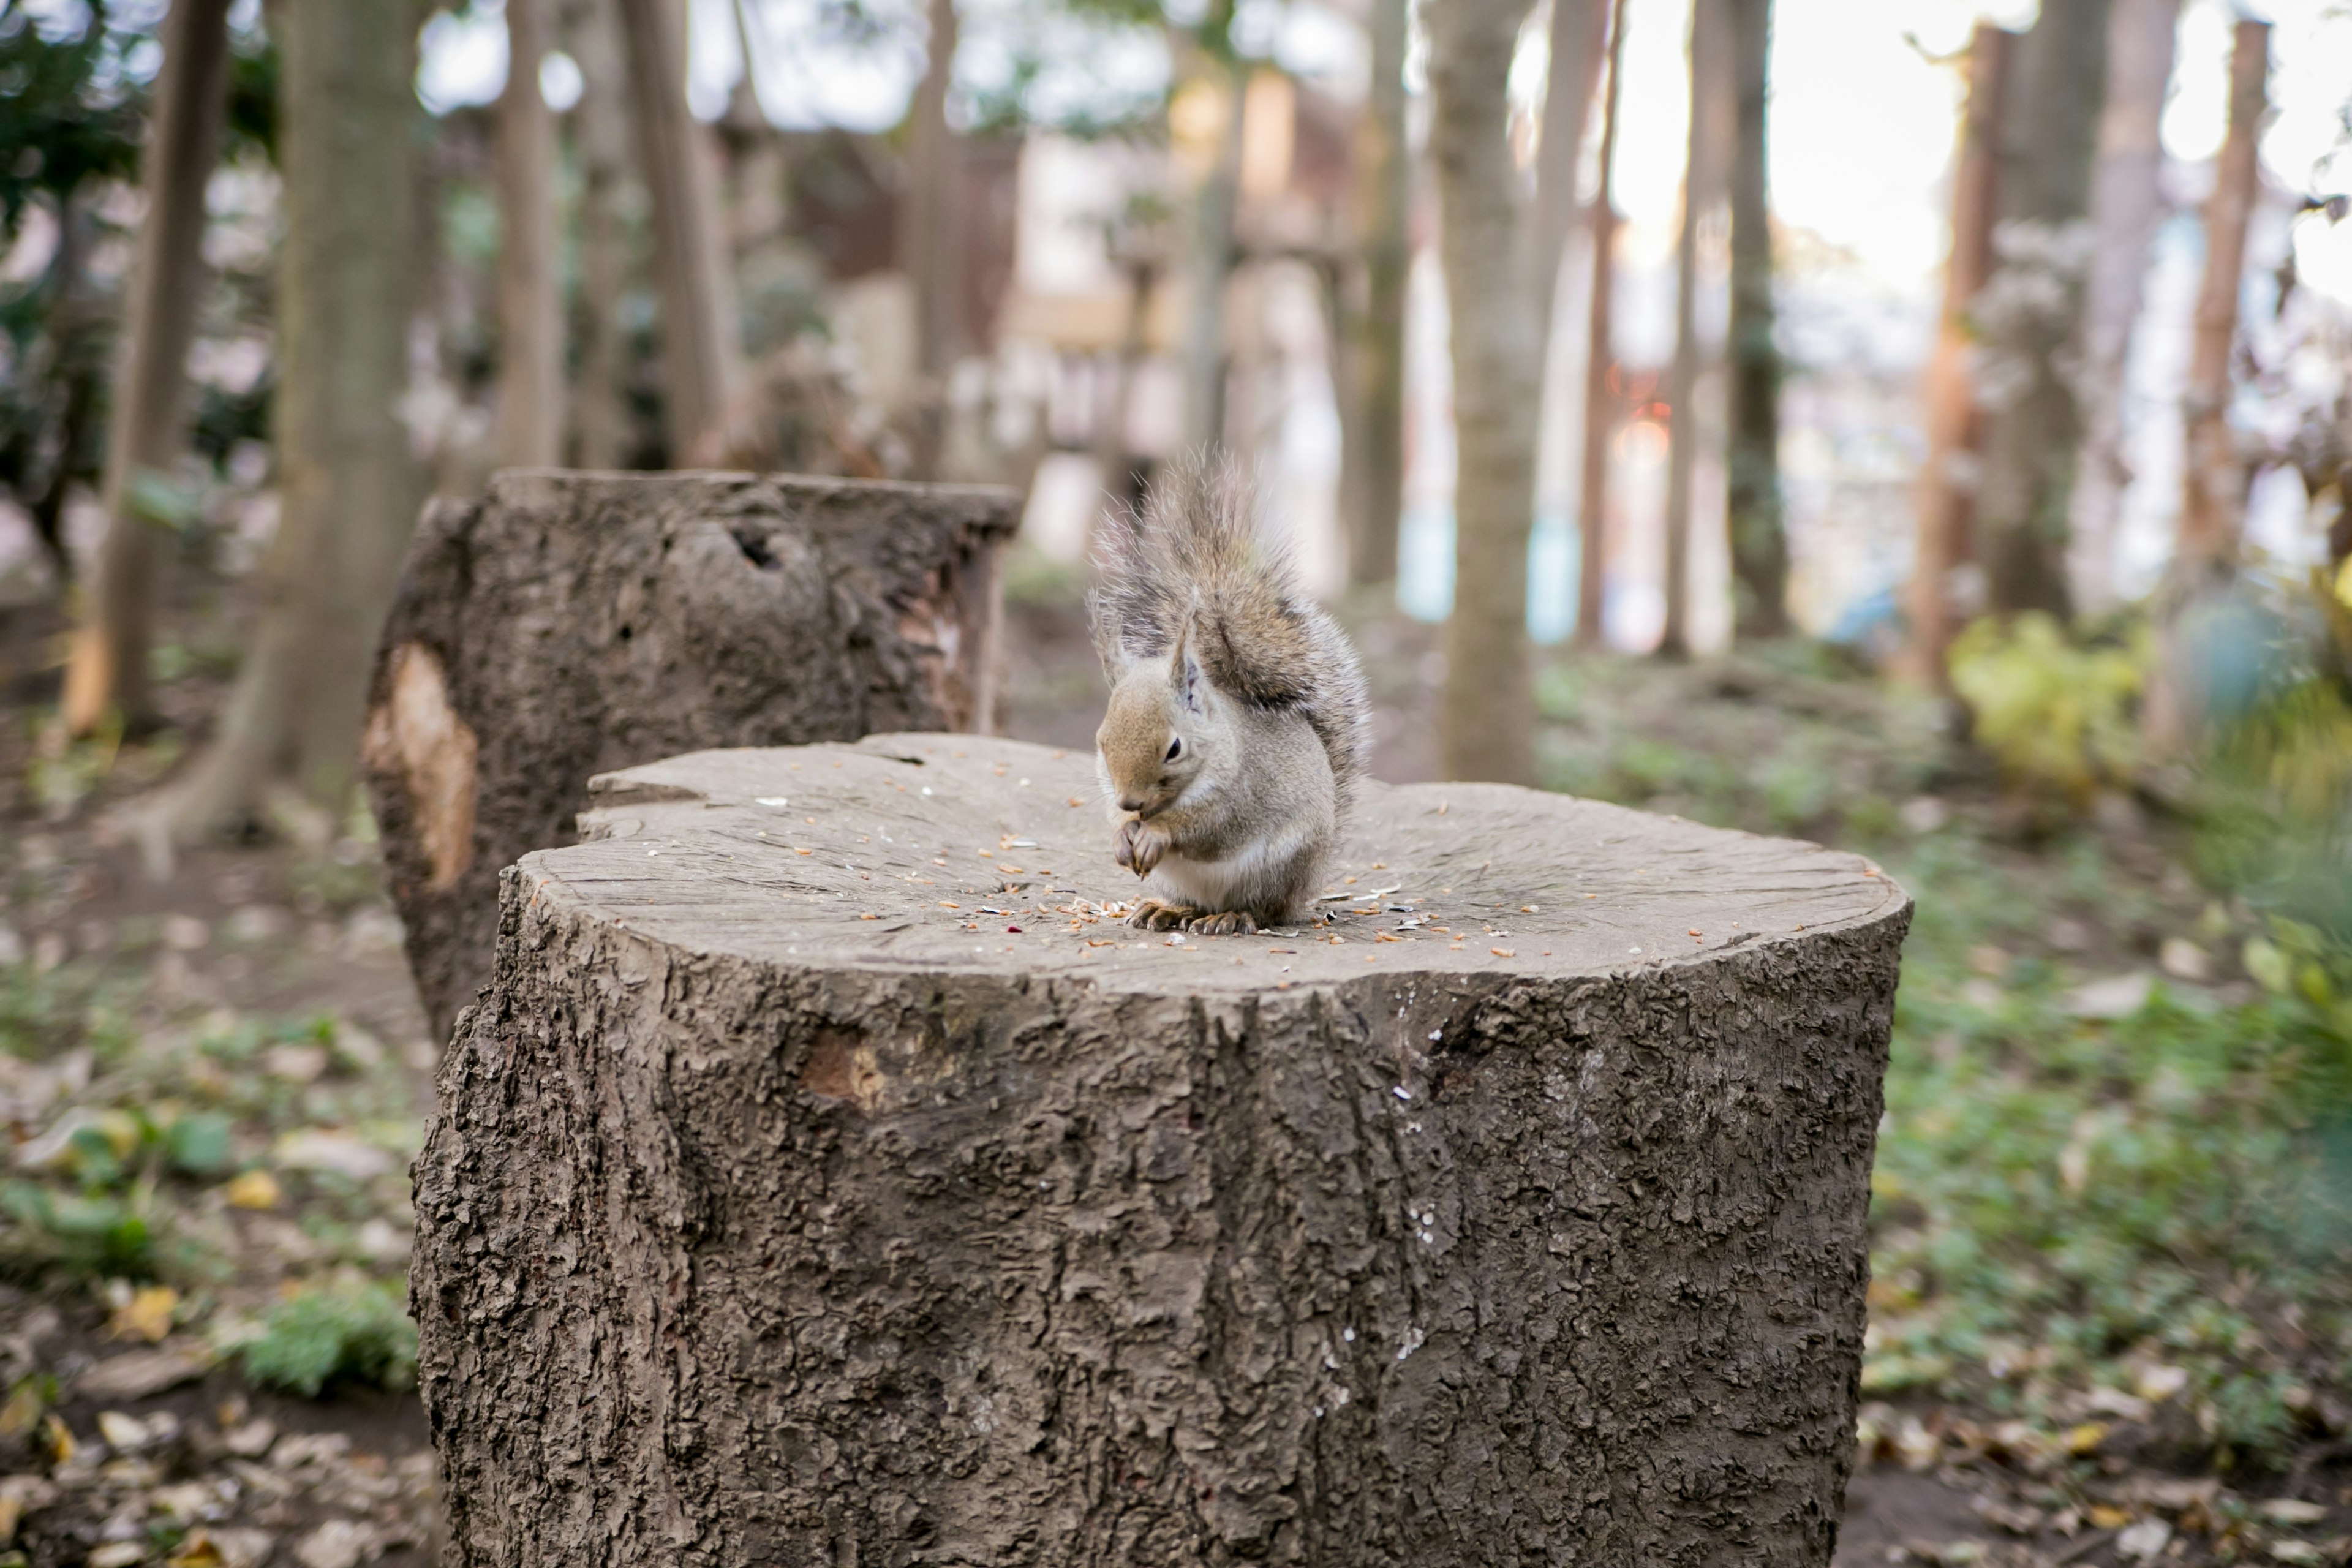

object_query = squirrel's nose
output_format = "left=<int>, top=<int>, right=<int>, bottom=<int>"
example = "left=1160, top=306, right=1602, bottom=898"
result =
left=1118, top=796, right=1146, bottom=814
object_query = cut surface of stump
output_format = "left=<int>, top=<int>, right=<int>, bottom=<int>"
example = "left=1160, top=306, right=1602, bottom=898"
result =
left=361, top=470, right=1016, bottom=1041
left=413, top=734, right=1911, bottom=1568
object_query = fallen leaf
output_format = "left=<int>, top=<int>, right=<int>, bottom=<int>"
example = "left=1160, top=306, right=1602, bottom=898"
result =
left=95, top=1410, right=151, bottom=1451
left=167, top=1532, right=228, bottom=1567
left=110, top=1284, right=178, bottom=1344
left=2261, top=1500, right=2330, bottom=1526
left=89, top=1543, right=146, bottom=1568
left=225, top=1169, right=283, bottom=1210
left=77, top=1344, right=210, bottom=1402
left=273, top=1130, right=396, bottom=1182
left=221, top=1419, right=277, bottom=1458
left=295, top=1518, right=379, bottom=1568
left=2088, top=1505, right=2133, bottom=1530
left=264, top=1044, right=330, bottom=1084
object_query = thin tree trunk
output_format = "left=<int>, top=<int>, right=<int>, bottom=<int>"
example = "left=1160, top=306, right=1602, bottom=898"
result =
left=157, top=0, right=420, bottom=839
left=494, top=0, right=564, bottom=468
left=724, top=0, right=786, bottom=255
left=1529, top=0, right=1609, bottom=352
left=2145, top=19, right=2269, bottom=753
left=567, top=0, right=634, bottom=470
left=902, top=0, right=961, bottom=473
left=1574, top=0, right=1632, bottom=652
left=1659, top=0, right=1730, bottom=660
left=61, top=0, right=233, bottom=736
left=617, top=0, right=742, bottom=463
left=1903, top=24, right=2013, bottom=691
left=2176, top=19, right=2268, bottom=576
left=2066, top=0, right=2180, bottom=614
left=1183, top=28, right=1246, bottom=455
left=1725, top=0, right=1787, bottom=639
left=1429, top=0, right=1540, bottom=785
left=26, top=197, right=95, bottom=586
left=1341, top=0, right=1409, bottom=586
left=1974, top=0, right=2111, bottom=620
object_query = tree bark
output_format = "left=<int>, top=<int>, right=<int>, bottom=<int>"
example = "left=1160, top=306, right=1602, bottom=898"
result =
left=2176, top=20, right=2268, bottom=577
left=1903, top=24, right=2013, bottom=692
left=1574, top=0, right=1632, bottom=652
left=617, top=0, right=744, bottom=463
left=364, top=470, right=1018, bottom=1045
left=494, top=0, right=565, bottom=468
left=2065, top=0, right=2180, bottom=615
left=1659, top=0, right=1732, bottom=660
left=565, top=0, right=636, bottom=470
left=1973, top=0, right=2111, bottom=620
left=61, top=0, right=232, bottom=736
left=414, top=734, right=1910, bottom=1568
left=155, top=0, right=419, bottom=840
left=1725, top=0, right=1787, bottom=640
left=1340, top=0, right=1410, bottom=586
left=1429, top=0, right=1539, bottom=785
left=901, top=0, right=962, bottom=474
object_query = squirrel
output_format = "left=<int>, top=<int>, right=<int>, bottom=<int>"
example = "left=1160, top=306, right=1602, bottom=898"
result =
left=1088, top=461, right=1370, bottom=935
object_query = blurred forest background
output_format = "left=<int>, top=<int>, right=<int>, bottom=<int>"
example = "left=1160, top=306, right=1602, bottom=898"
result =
left=0, top=0, right=2349, bottom=1562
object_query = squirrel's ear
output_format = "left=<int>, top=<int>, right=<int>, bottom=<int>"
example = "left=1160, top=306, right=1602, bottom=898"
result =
left=1169, top=616, right=1204, bottom=710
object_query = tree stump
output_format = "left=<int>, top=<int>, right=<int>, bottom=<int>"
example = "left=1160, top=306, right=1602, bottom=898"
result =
left=361, top=470, right=1016, bottom=1042
left=412, top=734, right=1911, bottom=1568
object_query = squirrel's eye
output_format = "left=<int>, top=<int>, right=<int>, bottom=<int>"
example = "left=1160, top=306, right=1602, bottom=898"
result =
left=1165, top=737, right=1183, bottom=762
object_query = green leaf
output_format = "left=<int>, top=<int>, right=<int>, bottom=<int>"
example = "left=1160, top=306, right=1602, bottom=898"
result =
left=166, top=1113, right=233, bottom=1177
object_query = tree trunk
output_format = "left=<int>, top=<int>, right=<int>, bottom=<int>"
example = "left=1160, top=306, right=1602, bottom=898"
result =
left=2065, top=0, right=2180, bottom=615
left=61, top=0, right=232, bottom=736
left=901, top=0, right=962, bottom=474
left=1725, top=0, right=1787, bottom=640
left=1973, top=0, right=2111, bottom=620
left=1529, top=0, right=1609, bottom=353
left=617, top=0, right=743, bottom=463
left=1574, top=0, right=1632, bottom=652
left=494, top=0, right=565, bottom=468
left=1430, top=0, right=1539, bottom=785
left=2176, top=19, right=2267, bottom=578
left=1341, top=0, right=1410, bottom=586
left=1659, top=0, right=1732, bottom=660
left=1903, top=24, right=2013, bottom=692
left=364, top=470, right=1017, bottom=1045
left=414, top=734, right=1910, bottom=1568
left=566, top=0, right=636, bottom=470
left=2144, top=20, right=2269, bottom=753
left=155, top=0, right=420, bottom=840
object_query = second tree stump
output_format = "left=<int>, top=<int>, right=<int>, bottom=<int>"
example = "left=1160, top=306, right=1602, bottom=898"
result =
left=412, top=735, right=1910, bottom=1567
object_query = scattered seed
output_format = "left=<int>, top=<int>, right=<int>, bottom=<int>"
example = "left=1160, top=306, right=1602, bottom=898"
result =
left=1491, top=948, right=1515, bottom=958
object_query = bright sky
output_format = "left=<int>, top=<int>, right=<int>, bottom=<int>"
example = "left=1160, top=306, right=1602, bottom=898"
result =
left=413, top=0, right=2352, bottom=301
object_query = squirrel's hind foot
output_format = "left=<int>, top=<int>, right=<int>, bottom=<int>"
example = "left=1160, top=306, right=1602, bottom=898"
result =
left=1128, top=898, right=1201, bottom=931
left=1186, top=911, right=1259, bottom=937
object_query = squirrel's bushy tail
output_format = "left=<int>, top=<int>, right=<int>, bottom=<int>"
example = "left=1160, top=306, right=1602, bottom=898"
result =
left=1089, top=456, right=1371, bottom=811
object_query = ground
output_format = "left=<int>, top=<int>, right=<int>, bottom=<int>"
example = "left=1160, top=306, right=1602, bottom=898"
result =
left=0, top=541, right=2342, bottom=1567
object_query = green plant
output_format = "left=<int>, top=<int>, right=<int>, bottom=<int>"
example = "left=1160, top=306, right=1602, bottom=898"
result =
left=1948, top=612, right=2145, bottom=803
left=240, top=1276, right=417, bottom=1398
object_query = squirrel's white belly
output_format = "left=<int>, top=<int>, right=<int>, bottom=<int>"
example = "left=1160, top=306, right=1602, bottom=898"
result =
left=1148, top=827, right=1318, bottom=920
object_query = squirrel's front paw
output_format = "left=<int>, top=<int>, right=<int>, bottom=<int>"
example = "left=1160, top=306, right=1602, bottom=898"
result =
left=1114, top=818, right=1171, bottom=876
left=1128, top=898, right=1199, bottom=930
